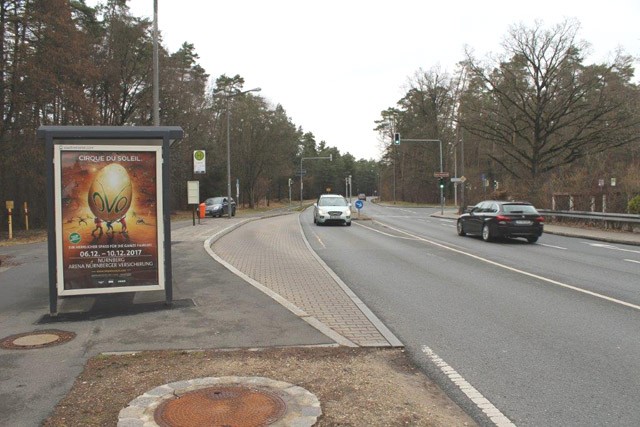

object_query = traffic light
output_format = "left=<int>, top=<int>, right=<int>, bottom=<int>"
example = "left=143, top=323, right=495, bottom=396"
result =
left=438, top=178, right=445, bottom=189
left=394, top=133, right=400, bottom=145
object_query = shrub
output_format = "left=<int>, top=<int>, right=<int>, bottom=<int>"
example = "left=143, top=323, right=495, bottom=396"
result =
left=628, top=195, right=640, bottom=214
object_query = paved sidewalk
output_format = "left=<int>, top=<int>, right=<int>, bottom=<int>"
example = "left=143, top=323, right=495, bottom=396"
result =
left=211, top=213, right=401, bottom=347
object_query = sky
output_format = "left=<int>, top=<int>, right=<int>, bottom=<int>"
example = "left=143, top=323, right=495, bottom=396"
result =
left=90, top=0, right=640, bottom=160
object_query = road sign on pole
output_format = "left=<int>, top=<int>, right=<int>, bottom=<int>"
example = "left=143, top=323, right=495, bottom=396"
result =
left=434, top=171, right=450, bottom=178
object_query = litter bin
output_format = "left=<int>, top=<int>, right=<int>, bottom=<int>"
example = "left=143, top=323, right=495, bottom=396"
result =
left=199, top=202, right=205, bottom=219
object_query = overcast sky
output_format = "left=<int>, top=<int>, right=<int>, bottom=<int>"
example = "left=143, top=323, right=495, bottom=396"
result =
left=93, top=0, right=640, bottom=160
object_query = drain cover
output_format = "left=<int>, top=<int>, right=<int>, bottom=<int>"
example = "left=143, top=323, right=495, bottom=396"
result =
left=0, top=329, right=75, bottom=350
left=155, top=386, right=287, bottom=427
left=119, top=376, right=321, bottom=426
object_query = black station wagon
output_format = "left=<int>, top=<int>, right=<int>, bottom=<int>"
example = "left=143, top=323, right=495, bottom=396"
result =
left=457, top=200, right=544, bottom=243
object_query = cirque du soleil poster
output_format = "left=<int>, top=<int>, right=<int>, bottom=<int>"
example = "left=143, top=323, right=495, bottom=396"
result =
left=55, top=146, right=164, bottom=294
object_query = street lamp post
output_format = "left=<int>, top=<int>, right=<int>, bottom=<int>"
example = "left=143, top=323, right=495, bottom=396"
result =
left=300, top=154, right=332, bottom=207
left=216, top=87, right=261, bottom=218
left=152, top=0, right=159, bottom=125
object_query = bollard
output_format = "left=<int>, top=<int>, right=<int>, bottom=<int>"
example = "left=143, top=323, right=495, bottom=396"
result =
left=24, top=202, right=29, bottom=231
left=5, top=200, right=14, bottom=239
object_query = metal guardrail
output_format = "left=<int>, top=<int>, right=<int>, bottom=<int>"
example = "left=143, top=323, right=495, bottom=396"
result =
left=538, top=209, right=640, bottom=225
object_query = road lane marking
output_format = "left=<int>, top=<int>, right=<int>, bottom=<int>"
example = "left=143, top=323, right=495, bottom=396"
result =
left=422, top=346, right=516, bottom=427
left=357, top=221, right=640, bottom=312
left=624, top=259, right=640, bottom=265
left=353, top=221, right=419, bottom=240
left=311, top=231, right=326, bottom=249
left=585, top=242, right=640, bottom=255
left=540, top=243, right=567, bottom=250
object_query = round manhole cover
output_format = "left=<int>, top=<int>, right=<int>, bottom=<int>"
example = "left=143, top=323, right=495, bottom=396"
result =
left=0, top=330, right=76, bottom=350
left=119, top=376, right=321, bottom=426
left=155, top=386, right=287, bottom=427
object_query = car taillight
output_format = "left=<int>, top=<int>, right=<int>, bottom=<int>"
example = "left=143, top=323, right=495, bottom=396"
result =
left=535, top=216, right=545, bottom=223
left=496, top=215, right=511, bottom=222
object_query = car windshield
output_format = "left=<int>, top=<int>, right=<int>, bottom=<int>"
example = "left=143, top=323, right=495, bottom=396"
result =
left=205, top=197, right=224, bottom=205
left=318, top=197, right=347, bottom=207
left=502, top=204, right=538, bottom=214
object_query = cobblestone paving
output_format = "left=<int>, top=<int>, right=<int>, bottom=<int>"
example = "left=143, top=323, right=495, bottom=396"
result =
left=212, top=214, right=391, bottom=346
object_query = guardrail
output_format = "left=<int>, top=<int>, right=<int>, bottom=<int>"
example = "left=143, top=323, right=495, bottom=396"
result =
left=538, top=209, right=640, bottom=231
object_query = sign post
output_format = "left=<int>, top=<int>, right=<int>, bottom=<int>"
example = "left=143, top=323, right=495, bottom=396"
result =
left=193, top=150, right=206, bottom=174
left=354, top=199, right=364, bottom=219
left=187, top=180, right=200, bottom=226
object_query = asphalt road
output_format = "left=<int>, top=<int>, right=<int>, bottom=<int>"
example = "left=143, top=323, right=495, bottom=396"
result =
left=301, top=201, right=640, bottom=426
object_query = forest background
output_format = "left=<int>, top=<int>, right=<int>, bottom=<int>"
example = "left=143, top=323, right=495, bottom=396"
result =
left=1, top=0, right=639, bottom=230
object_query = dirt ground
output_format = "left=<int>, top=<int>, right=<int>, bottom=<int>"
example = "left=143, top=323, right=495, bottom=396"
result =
left=42, top=346, right=476, bottom=426
left=0, top=229, right=48, bottom=247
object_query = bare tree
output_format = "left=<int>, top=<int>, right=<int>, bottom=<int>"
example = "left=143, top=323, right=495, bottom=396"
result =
left=461, top=19, right=640, bottom=202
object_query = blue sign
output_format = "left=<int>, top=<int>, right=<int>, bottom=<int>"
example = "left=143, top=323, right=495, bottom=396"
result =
left=354, top=200, right=364, bottom=210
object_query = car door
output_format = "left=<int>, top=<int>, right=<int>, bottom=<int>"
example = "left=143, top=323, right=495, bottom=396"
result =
left=485, top=202, right=499, bottom=227
left=466, top=202, right=486, bottom=234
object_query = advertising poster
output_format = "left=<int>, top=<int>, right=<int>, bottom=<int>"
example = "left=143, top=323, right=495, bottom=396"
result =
left=54, top=144, right=164, bottom=295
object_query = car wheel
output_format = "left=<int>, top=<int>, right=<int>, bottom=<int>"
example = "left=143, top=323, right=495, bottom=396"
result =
left=527, top=236, right=538, bottom=243
left=346, top=222, right=351, bottom=226
left=482, top=224, right=493, bottom=242
left=313, top=216, right=317, bottom=224
left=456, top=220, right=466, bottom=236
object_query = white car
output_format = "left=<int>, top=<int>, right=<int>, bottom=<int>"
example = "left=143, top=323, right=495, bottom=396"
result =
left=313, top=194, right=352, bottom=226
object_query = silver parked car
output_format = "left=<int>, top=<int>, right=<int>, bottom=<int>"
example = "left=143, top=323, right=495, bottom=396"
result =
left=313, top=194, right=352, bottom=226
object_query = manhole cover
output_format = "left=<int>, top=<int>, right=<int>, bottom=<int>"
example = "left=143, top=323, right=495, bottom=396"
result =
left=0, top=329, right=75, bottom=349
left=119, top=376, right=321, bottom=426
left=155, top=386, right=287, bottom=427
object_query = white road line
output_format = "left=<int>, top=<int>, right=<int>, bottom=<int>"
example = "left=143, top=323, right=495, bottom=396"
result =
left=422, top=346, right=516, bottom=427
left=353, top=221, right=419, bottom=240
left=624, top=259, right=640, bottom=265
left=359, top=221, right=640, bottom=312
left=312, top=231, right=326, bottom=249
left=585, top=242, right=640, bottom=255
left=540, top=243, right=567, bottom=250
